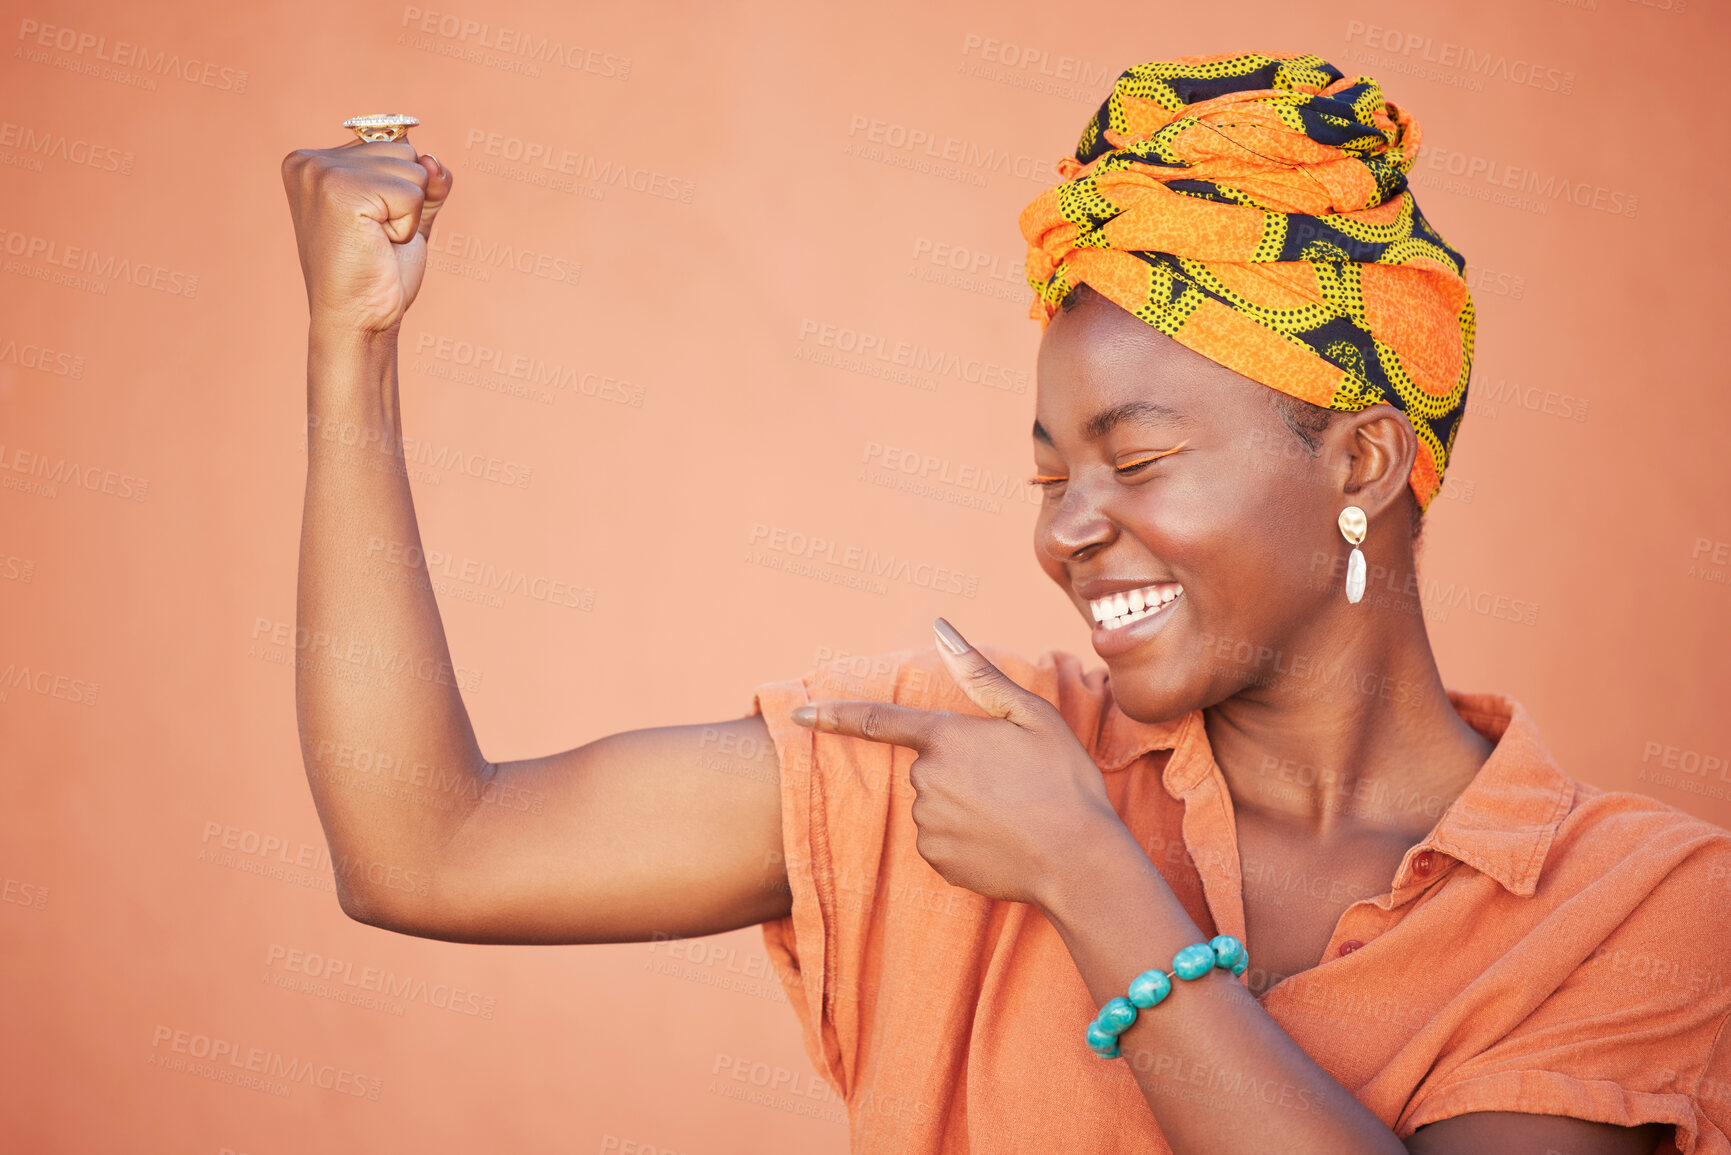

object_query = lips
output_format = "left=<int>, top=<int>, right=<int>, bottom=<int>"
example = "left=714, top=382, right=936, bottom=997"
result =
left=1077, top=580, right=1185, bottom=659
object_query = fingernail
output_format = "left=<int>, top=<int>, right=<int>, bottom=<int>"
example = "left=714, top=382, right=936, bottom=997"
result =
left=791, top=704, right=817, bottom=727
left=933, top=617, right=969, bottom=655
left=424, top=154, right=441, bottom=171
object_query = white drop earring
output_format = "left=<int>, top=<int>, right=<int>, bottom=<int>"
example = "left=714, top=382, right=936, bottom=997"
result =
left=1338, top=506, right=1367, bottom=605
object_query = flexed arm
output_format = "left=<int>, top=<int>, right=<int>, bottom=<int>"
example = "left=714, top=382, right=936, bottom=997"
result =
left=282, top=136, right=789, bottom=944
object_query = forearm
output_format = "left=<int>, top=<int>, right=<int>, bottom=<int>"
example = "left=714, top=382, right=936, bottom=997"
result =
left=294, top=323, right=489, bottom=909
left=1036, top=828, right=1407, bottom=1155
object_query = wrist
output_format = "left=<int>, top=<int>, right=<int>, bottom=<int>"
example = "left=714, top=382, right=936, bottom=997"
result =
left=1032, top=811, right=1156, bottom=925
left=308, top=316, right=399, bottom=361
left=307, top=319, right=399, bottom=414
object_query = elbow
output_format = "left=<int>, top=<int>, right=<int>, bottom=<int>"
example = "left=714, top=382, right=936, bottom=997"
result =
left=333, top=873, right=449, bottom=939
left=332, top=864, right=497, bottom=942
left=334, top=879, right=408, bottom=932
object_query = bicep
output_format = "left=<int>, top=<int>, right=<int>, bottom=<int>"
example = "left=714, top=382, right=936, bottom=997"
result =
left=384, top=715, right=792, bottom=944
left=1407, top=1111, right=1668, bottom=1155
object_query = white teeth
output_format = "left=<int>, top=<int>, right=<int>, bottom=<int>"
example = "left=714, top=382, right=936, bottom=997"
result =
left=1087, top=584, right=1184, bottom=631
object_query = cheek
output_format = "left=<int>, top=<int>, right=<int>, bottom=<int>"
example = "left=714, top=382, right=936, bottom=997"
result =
left=1120, top=479, right=1311, bottom=610
left=1114, top=484, right=1215, bottom=567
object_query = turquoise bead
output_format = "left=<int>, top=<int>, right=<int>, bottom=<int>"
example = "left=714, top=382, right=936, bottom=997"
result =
left=1231, top=956, right=1248, bottom=976
left=1085, top=1020, right=1121, bottom=1055
left=1210, top=935, right=1246, bottom=971
left=1173, top=943, right=1215, bottom=980
left=1127, top=968, right=1171, bottom=1008
left=1097, top=996, right=1138, bottom=1034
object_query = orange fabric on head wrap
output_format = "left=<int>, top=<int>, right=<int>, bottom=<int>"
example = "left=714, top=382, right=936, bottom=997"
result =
left=1018, top=51, right=1474, bottom=511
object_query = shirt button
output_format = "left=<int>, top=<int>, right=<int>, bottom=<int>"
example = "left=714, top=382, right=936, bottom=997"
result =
left=1338, top=939, right=1364, bottom=956
left=1413, top=851, right=1435, bottom=878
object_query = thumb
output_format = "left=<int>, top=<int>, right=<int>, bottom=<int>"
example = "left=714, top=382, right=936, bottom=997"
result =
left=416, top=153, right=452, bottom=242
left=930, top=618, right=1045, bottom=727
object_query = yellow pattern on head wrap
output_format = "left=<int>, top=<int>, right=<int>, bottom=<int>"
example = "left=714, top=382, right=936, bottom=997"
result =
left=1019, top=51, right=1474, bottom=510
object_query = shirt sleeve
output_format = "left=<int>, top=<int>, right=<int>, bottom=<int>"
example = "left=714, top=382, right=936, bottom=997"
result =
left=745, top=642, right=1093, bottom=1103
left=1397, top=833, right=1731, bottom=1155
left=1697, top=1016, right=1731, bottom=1154
left=747, top=656, right=886, bottom=1102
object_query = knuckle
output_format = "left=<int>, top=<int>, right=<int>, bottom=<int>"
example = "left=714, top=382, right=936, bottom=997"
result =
left=961, top=661, right=1002, bottom=686
left=914, top=832, right=948, bottom=875
left=858, top=706, right=885, bottom=741
left=282, top=150, right=327, bottom=191
left=308, top=164, right=347, bottom=196
left=923, top=720, right=953, bottom=754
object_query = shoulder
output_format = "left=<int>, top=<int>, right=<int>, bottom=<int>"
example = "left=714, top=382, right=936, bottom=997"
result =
left=1514, top=746, right=1731, bottom=991
left=783, top=640, right=1112, bottom=714
left=1398, top=705, right=1731, bottom=1141
left=1446, top=689, right=1731, bottom=901
left=1562, top=778, right=1731, bottom=849
left=1550, top=779, right=1731, bottom=914
left=751, top=641, right=1136, bottom=766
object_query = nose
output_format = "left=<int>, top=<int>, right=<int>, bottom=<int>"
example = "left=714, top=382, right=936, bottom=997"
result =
left=1037, top=482, right=1116, bottom=565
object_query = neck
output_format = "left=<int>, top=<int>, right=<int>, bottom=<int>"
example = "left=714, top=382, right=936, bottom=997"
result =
left=1201, top=592, right=1493, bottom=841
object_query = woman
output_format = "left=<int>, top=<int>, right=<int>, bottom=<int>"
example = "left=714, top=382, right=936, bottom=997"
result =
left=280, top=52, right=1730, bottom=1154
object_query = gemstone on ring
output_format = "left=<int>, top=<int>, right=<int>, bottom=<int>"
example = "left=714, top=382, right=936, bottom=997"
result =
left=343, top=114, right=419, bottom=143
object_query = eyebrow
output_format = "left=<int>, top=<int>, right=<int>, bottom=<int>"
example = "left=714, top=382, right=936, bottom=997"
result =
left=1031, top=400, right=1193, bottom=445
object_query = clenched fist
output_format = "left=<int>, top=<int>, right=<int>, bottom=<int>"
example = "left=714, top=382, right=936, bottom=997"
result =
left=281, top=137, right=452, bottom=335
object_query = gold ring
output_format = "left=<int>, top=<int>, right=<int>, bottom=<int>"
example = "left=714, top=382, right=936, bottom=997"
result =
left=343, top=114, right=419, bottom=144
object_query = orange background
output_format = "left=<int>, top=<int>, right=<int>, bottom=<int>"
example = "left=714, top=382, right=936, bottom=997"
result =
left=3, top=0, right=1728, bottom=1151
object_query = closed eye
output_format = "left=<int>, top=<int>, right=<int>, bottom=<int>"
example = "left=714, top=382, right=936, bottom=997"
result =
left=1027, top=439, right=1189, bottom=490
left=1116, top=439, right=1190, bottom=474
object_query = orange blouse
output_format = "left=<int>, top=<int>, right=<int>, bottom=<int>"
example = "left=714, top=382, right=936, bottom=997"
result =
left=749, top=644, right=1731, bottom=1154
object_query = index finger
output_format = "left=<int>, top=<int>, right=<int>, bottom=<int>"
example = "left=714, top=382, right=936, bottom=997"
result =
left=790, top=700, right=945, bottom=751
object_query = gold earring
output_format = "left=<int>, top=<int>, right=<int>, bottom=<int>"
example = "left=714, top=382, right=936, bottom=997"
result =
left=1338, top=506, right=1367, bottom=604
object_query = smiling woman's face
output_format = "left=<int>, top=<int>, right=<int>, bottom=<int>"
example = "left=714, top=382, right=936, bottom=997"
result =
left=1031, top=290, right=1369, bottom=723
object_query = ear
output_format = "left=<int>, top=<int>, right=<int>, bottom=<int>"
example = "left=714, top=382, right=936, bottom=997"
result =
left=1321, top=403, right=1417, bottom=526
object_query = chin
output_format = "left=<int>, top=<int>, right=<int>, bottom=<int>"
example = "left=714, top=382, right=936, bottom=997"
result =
left=1097, top=653, right=1211, bottom=725
left=1082, top=594, right=1216, bottom=722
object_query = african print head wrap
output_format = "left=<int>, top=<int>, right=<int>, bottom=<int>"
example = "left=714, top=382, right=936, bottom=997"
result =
left=1018, top=51, right=1473, bottom=511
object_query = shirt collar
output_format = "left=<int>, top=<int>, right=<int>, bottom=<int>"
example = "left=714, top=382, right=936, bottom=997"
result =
left=1095, top=688, right=1575, bottom=897
left=1418, top=691, right=1576, bottom=897
left=1094, top=694, right=1186, bottom=771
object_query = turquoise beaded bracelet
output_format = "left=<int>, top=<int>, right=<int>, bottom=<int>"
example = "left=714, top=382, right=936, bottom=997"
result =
left=1085, top=935, right=1248, bottom=1058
